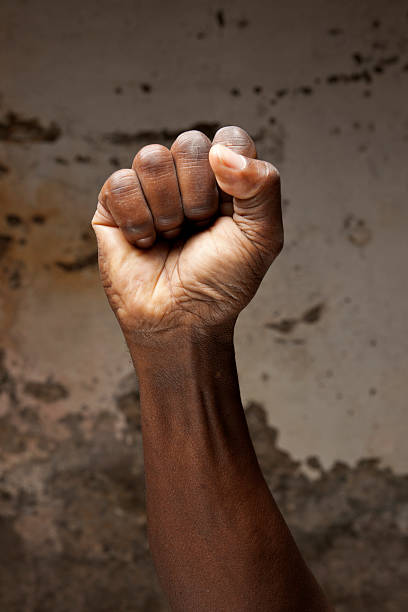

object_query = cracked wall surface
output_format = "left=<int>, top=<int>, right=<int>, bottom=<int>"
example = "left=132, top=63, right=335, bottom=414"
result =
left=0, top=0, right=407, bottom=609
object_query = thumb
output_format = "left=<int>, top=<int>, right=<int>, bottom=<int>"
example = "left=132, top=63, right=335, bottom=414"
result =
left=209, top=143, right=283, bottom=255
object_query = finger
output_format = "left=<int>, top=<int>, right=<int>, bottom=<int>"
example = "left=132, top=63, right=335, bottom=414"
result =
left=208, top=144, right=283, bottom=255
left=97, top=168, right=156, bottom=248
left=212, top=125, right=257, bottom=157
left=212, top=126, right=257, bottom=216
left=171, top=130, right=218, bottom=223
left=132, top=144, right=184, bottom=240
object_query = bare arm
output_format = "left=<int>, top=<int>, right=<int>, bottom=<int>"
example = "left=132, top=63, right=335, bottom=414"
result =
left=92, top=126, right=332, bottom=611
left=129, top=329, right=330, bottom=611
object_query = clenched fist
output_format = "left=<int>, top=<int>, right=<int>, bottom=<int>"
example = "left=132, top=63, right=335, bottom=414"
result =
left=92, top=126, right=283, bottom=340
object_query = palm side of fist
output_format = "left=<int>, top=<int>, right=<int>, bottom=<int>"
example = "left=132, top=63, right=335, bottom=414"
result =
left=92, top=126, right=283, bottom=339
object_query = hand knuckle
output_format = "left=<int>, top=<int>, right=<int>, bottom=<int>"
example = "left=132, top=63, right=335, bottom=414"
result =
left=172, top=130, right=210, bottom=155
left=135, top=144, right=169, bottom=173
left=108, top=168, right=134, bottom=193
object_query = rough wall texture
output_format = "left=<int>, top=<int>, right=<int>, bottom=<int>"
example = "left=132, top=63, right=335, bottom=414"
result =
left=0, top=0, right=407, bottom=610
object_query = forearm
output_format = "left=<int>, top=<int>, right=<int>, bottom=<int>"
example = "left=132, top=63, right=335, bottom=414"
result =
left=128, top=328, right=331, bottom=612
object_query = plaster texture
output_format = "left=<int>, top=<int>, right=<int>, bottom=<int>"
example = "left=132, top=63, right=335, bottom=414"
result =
left=1, top=1, right=407, bottom=609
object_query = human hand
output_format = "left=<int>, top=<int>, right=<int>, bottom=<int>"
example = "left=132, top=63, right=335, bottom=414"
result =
left=92, top=126, right=283, bottom=341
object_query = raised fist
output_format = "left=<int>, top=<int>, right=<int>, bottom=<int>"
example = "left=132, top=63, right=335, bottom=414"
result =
left=92, top=126, right=283, bottom=340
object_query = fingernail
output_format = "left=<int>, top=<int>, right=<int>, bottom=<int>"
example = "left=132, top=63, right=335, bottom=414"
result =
left=213, top=144, right=247, bottom=170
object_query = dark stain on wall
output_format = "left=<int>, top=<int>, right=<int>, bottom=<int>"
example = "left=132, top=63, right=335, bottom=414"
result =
left=74, top=154, right=91, bottom=164
left=302, top=303, right=324, bottom=324
left=237, top=18, right=249, bottom=28
left=5, top=214, right=22, bottom=227
left=344, top=215, right=372, bottom=247
left=258, top=30, right=407, bottom=111
left=0, top=234, right=13, bottom=260
left=140, top=83, right=152, bottom=94
left=0, top=518, right=28, bottom=611
left=116, top=391, right=141, bottom=432
left=55, top=251, right=98, bottom=271
left=0, top=162, right=9, bottom=176
left=32, top=214, right=46, bottom=225
left=7, top=263, right=23, bottom=290
left=215, top=9, right=225, bottom=28
left=24, top=379, right=69, bottom=402
left=266, top=317, right=297, bottom=334
left=55, top=157, right=69, bottom=165
left=0, top=112, right=61, bottom=143
left=109, top=156, right=121, bottom=168
left=104, top=122, right=221, bottom=145
left=328, top=27, right=343, bottom=36
left=266, top=302, right=325, bottom=334
left=0, top=349, right=17, bottom=405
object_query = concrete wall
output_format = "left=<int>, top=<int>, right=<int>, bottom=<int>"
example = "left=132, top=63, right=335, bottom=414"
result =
left=0, top=0, right=407, bottom=609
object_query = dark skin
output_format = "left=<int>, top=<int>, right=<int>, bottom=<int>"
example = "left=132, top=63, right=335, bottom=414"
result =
left=92, top=126, right=333, bottom=611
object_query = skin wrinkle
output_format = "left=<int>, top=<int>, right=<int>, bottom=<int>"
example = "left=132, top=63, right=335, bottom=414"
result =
left=109, top=184, right=139, bottom=197
left=94, top=201, right=115, bottom=225
left=141, top=168, right=176, bottom=183
left=162, top=249, right=180, bottom=319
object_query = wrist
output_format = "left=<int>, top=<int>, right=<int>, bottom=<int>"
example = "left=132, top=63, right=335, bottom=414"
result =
left=126, top=317, right=261, bottom=481
left=124, top=314, right=264, bottom=503
left=125, top=322, right=239, bottom=412
left=123, top=320, right=236, bottom=366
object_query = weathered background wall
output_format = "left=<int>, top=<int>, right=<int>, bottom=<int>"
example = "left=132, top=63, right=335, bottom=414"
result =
left=1, top=0, right=407, bottom=610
